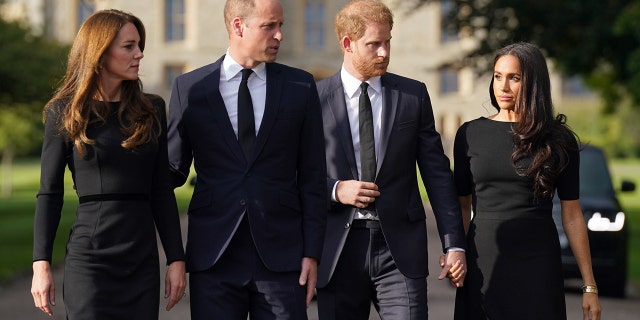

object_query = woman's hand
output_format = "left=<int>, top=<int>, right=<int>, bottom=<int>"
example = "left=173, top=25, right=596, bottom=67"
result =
left=581, top=291, right=601, bottom=320
left=164, top=260, right=186, bottom=311
left=31, top=260, right=55, bottom=316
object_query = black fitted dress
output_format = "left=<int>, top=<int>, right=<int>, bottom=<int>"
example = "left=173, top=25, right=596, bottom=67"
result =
left=453, top=117, right=579, bottom=320
left=33, top=96, right=185, bottom=320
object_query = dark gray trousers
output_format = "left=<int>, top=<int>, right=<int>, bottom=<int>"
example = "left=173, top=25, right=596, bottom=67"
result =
left=317, top=219, right=428, bottom=320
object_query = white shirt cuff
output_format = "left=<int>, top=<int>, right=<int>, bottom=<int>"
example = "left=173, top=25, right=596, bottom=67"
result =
left=331, top=181, right=340, bottom=202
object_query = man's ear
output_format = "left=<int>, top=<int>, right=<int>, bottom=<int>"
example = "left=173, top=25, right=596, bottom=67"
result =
left=341, top=36, right=353, bottom=53
left=232, top=17, right=243, bottom=37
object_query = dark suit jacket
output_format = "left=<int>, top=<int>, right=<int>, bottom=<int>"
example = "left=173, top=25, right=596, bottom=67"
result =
left=167, top=55, right=327, bottom=273
left=316, top=72, right=466, bottom=287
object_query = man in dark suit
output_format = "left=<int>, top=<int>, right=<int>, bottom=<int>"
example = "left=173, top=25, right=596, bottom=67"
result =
left=316, top=1, right=467, bottom=319
left=166, top=0, right=326, bottom=319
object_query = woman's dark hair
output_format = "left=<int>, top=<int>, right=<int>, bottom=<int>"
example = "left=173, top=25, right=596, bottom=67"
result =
left=489, top=42, right=579, bottom=199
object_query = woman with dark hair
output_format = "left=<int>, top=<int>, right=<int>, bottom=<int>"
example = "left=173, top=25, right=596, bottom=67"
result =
left=30, top=9, right=186, bottom=319
left=452, top=42, right=601, bottom=319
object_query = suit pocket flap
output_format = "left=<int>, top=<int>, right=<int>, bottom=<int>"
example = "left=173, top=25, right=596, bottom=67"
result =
left=188, top=189, right=213, bottom=211
left=407, top=206, right=426, bottom=222
left=279, top=191, right=301, bottom=211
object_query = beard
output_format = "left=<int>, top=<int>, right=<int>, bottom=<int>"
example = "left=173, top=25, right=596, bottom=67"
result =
left=352, top=54, right=389, bottom=79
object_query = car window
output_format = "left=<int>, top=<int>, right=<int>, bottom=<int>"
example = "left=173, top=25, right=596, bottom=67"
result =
left=579, top=147, right=615, bottom=196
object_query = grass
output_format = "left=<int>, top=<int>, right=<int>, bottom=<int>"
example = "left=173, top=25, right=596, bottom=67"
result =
left=610, top=161, right=640, bottom=283
left=0, top=158, right=194, bottom=282
left=2, top=157, right=639, bottom=288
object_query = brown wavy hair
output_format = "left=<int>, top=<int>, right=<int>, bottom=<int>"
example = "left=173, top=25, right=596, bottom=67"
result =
left=489, top=42, right=579, bottom=199
left=44, top=9, right=159, bottom=157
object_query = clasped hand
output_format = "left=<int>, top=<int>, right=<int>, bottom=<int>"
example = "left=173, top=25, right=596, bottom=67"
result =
left=335, top=180, right=380, bottom=207
left=438, top=251, right=466, bottom=287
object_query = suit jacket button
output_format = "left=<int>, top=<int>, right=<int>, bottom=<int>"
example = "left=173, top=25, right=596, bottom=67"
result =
left=345, top=222, right=350, bottom=229
left=239, top=199, right=246, bottom=206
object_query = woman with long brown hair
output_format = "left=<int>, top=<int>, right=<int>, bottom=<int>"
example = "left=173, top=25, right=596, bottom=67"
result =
left=453, top=42, right=601, bottom=319
left=30, top=9, right=185, bottom=319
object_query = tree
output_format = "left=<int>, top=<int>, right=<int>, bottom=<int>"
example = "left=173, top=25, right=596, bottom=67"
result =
left=403, top=0, right=640, bottom=112
left=0, top=106, right=43, bottom=197
left=0, top=16, right=68, bottom=197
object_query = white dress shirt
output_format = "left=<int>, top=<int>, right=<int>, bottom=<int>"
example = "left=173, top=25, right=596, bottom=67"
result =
left=330, top=68, right=383, bottom=220
left=341, top=67, right=383, bottom=180
left=219, top=51, right=267, bottom=138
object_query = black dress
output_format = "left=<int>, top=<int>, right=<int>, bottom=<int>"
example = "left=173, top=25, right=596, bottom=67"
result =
left=453, top=117, right=579, bottom=320
left=33, top=96, right=185, bottom=320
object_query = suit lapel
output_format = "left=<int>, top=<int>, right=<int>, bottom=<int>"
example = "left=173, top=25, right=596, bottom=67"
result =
left=328, top=74, right=359, bottom=180
left=377, top=74, right=398, bottom=174
left=205, top=57, right=246, bottom=163
left=251, top=63, right=281, bottom=164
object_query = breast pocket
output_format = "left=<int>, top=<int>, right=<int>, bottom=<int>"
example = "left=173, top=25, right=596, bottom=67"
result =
left=395, top=119, right=418, bottom=131
left=273, top=112, right=305, bottom=137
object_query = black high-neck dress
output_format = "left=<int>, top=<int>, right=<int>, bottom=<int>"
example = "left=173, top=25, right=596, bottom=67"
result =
left=33, top=96, right=185, bottom=319
left=453, top=117, right=579, bottom=320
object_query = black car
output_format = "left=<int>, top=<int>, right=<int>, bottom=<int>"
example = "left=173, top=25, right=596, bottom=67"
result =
left=552, top=145, right=636, bottom=297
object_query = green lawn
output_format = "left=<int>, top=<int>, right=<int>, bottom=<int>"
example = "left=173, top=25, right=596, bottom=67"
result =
left=1, top=157, right=639, bottom=288
left=610, top=161, right=640, bottom=283
left=0, top=158, right=194, bottom=281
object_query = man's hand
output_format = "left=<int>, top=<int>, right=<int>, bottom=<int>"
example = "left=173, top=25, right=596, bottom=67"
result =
left=438, top=251, right=466, bottom=287
left=299, top=257, right=318, bottom=307
left=335, top=180, right=380, bottom=208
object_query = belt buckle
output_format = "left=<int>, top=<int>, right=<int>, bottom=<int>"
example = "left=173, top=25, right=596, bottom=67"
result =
left=357, top=208, right=377, bottom=219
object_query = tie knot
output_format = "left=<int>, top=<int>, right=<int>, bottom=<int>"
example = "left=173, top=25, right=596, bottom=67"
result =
left=241, top=69, right=253, bottom=81
left=360, top=82, right=369, bottom=93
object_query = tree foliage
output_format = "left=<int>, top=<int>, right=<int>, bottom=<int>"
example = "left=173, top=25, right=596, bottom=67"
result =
left=404, top=0, right=640, bottom=112
left=0, top=14, right=68, bottom=196
left=0, top=18, right=68, bottom=107
left=0, top=16, right=68, bottom=154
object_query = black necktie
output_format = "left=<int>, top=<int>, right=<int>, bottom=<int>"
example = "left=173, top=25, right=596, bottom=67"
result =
left=359, top=82, right=376, bottom=183
left=238, top=69, right=255, bottom=159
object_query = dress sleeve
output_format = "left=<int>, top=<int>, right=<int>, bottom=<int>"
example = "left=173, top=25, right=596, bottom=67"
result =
left=556, top=135, right=580, bottom=200
left=148, top=95, right=186, bottom=264
left=33, top=102, right=70, bottom=262
left=453, top=122, right=473, bottom=196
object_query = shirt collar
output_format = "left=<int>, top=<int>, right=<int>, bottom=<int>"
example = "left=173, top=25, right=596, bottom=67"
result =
left=340, top=66, right=381, bottom=99
left=222, top=49, right=267, bottom=81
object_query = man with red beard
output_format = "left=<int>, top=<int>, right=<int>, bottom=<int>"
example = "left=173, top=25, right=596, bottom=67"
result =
left=315, top=1, right=467, bottom=319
